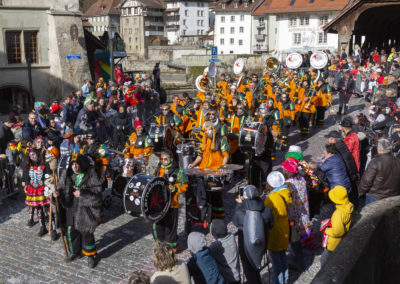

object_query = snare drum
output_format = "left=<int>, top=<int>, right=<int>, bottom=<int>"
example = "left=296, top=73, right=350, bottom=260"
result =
left=123, top=174, right=171, bottom=222
left=239, top=120, right=268, bottom=156
left=149, top=124, right=173, bottom=153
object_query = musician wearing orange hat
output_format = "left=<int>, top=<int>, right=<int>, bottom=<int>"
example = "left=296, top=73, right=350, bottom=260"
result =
left=188, top=121, right=229, bottom=219
left=124, top=119, right=154, bottom=160
left=315, top=79, right=332, bottom=125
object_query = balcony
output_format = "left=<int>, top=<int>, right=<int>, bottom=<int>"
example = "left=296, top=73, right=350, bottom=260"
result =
left=145, top=21, right=164, bottom=27
left=256, top=21, right=265, bottom=28
left=166, top=24, right=180, bottom=30
left=145, top=31, right=164, bottom=36
left=166, top=15, right=180, bottom=21
left=255, top=34, right=265, bottom=41
left=253, top=45, right=268, bottom=52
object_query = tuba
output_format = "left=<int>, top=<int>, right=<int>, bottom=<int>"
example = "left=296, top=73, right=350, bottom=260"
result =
left=233, top=58, right=246, bottom=89
left=266, top=57, right=280, bottom=74
left=195, top=66, right=212, bottom=93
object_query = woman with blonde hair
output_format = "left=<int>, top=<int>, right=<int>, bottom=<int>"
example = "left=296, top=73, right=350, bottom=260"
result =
left=151, top=241, right=190, bottom=284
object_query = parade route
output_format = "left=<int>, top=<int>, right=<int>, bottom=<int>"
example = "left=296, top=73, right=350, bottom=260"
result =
left=0, top=95, right=366, bottom=284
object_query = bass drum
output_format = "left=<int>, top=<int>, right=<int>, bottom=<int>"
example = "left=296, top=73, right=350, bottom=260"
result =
left=149, top=123, right=173, bottom=153
left=123, top=174, right=171, bottom=222
left=57, top=155, right=70, bottom=179
left=239, top=120, right=268, bottom=156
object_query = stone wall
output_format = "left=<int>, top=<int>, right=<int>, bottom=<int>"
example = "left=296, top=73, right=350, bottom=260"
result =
left=312, top=196, right=400, bottom=284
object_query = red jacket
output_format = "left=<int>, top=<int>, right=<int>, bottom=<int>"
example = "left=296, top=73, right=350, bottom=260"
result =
left=344, top=132, right=360, bottom=172
left=124, top=93, right=138, bottom=107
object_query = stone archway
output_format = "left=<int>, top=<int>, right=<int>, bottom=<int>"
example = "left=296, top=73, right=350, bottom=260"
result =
left=0, top=86, right=30, bottom=115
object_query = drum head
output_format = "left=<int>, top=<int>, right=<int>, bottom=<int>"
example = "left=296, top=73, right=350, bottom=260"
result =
left=141, top=177, right=171, bottom=222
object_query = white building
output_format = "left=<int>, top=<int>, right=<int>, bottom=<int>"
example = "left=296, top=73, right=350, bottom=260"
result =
left=252, top=0, right=349, bottom=57
left=165, top=0, right=210, bottom=45
left=214, top=0, right=257, bottom=55
left=84, top=0, right=122, bottom=37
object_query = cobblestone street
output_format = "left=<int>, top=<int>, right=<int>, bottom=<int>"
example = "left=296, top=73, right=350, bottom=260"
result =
left=0, top=95, right=366, bottom=284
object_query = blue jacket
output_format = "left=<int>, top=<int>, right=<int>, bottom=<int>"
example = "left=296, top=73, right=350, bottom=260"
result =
left=187, top=248, right=226, bottom=284
left=320, top=154, right=351, bottom=190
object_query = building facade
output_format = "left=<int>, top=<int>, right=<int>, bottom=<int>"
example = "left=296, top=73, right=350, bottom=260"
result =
left=252, top=0, right=349, bottom=57
left=0, top=0, right=90, bottom=112
left=84, top=0, right=122, bottom=36
left=119, top=0, right=166, bottom=59
left=214, top=0, right=257, bottom=55
left=165, top=0, right=210, bottom=45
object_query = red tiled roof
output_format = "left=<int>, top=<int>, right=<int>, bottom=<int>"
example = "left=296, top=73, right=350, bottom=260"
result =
left=214, top=0, right=258, bottom=12
left=85, top=0, right=123, bottom=16
left=253, top=0, right=350, bottom=15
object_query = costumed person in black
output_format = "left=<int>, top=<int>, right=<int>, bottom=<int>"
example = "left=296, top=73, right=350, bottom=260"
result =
left=337, top=71, right=355, bottom=115
left=153, top=62, right=161, bottom=93
left=57, top=154, right=102, bottom=268
left=233, top=185, right=273, bottom=284
left=248, top=110, right=274, bottom=189
left=153, top=151, right=188, bottom=253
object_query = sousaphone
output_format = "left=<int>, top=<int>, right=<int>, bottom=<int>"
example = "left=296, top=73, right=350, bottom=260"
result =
left=310, top=51, right=328, bottom=82
left=234, top=58, right=246, bottom=87
left=285, top=53, right=303, bottom=69
left=195, top=66, right=211, bottom=93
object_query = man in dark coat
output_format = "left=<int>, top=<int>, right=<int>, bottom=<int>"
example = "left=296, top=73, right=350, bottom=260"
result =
left=359, top=138, right=400, bottom=206
left=233, top=185, right=273, bottom=284
left=22, top=112, right=45, bottom=141
left=57, top=154, right=102, bottom=268
left=0, top=116, right=16, bottom=154
left=326, top=130, right=359, bottom=208
left=337, top=71, right=355, bottom=115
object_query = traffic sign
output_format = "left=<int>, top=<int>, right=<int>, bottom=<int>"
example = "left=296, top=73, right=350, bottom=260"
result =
left=211, top=46, right=218, bottom=56
left=209, top=58, right=220, bottom=62
left=66, top=54, right=81, bottom=60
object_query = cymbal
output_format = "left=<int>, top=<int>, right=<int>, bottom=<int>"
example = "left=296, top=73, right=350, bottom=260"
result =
left=220, top=164, right=243, bottom=171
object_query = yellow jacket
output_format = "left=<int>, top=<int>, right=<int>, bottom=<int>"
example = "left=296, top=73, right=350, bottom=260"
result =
left=264, top=187, right=292, bottom=251
left=325, top=201, right=353, bottom=251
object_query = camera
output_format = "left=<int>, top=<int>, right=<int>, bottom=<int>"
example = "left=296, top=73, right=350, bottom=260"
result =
left=237, top=185, right=245, bottom=197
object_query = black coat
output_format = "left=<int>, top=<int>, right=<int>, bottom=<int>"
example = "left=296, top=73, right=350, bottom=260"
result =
left=59, top=168, right=102, bottom=234
left=338, top=77, right=355, bottom=95
left=111, top=113, right=131, bottom=134
left=333, top=140, right=358, bottom=182
left=0, top=122, right=14, bottom=154
left=22, top=121, right=45, bottom=141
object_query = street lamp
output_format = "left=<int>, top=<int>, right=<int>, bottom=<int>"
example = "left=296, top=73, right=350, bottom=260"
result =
left=107, top=24, right=116, bottom=81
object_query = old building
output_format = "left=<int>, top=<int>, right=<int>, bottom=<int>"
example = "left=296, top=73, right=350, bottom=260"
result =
left=324, top=0, right=400, bottom=55
left=0, top=0, right=91, bottom=113
left=165, top=0, right=211, bottom=45
left=84, top=0, right=122, bottom=37
left=214, top=0, right=257, bottom=55
left=252, top=0, right=349, bottom=57
left=118, top=0, right=166, bottom=59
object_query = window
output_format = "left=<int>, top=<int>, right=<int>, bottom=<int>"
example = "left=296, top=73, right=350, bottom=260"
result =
left=197, top=20, right=200, bottom=25
left=240, top=15, right=244, bottom=21
left=244, top=2, right=248, bottom=8
left=201, top=30, right=203, bottom=35
left=300, top=16, right=309, bottom=26
left=318, top=32, right=327, bottom=44
left=220, top=27, right=225, bottom=34
left=128, top=8, right=132, bottom=14
left=230, top=38, right=234, bottom=44
left=197, top=2, right=200, bottom=7
left=136, top=45, right=138, bottom=50
left=230, top=27, right=234, bottom=34
left=135, top=37, right=138, bottom=42
left=201, top=10, right=204, bottom=17
left=183, top=19, right=186, bottom=25
left=293, top=33, right=301, bottom=45
left=222, top=3, right=226, bottom=9
left=197, top=10, right=200, bottom=16
left=6, top=31, right=22, bottom=64
left=239, top=39, right=243, bottom=45
left=134, top=18, right=137, bottom=24
left=231, top=16, right=235, bottom=22
left=201, top=20, right=204, bottom=26
left=185, top=10, right=188, bottom=16
left=134, top=8, right=138, bottom=14
left=239, top=27, right=244, bottom=33
left=221, top=16, right=225, bottom=23
left=126, top=18, right=129, bottom=24
left=129, top=37, right=131, bottom=42
left=197, top=30, right=200, bottom=35
left=289, top=17, right=297, bottom=27
left=319, top=15, right=328, bottom=26
left=185, top=2, right=188, bottom=6
left=234, top=2, right=238, bottom=8
left=220, top=38, right=224, bottom=45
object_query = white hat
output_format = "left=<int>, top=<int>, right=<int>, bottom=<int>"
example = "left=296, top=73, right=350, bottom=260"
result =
left=288, top=145, right=302, bottom=153
left=267, top=171, right=285, bottom=188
